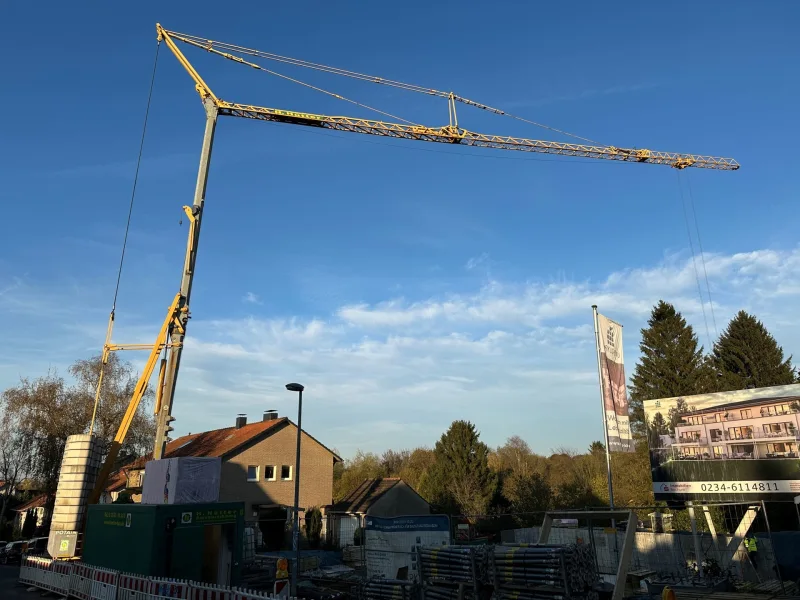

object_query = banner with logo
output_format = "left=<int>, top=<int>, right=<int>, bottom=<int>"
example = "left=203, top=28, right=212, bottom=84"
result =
left=596, top=313, right=634, bottom=452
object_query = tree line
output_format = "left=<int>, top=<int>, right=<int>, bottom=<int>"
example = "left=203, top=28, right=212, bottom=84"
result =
left=334, top=302, right=798, bottom=525
left=0, top=300, right=795, bottom=538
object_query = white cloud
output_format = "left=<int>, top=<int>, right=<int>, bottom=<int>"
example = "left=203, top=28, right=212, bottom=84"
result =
left=242, top=291, right=262, bottom=305
left=6, top=247, right=800, bottom=458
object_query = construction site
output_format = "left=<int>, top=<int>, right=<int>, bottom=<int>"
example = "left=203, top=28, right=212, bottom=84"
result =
left=3, top=6, right=800, bottom=600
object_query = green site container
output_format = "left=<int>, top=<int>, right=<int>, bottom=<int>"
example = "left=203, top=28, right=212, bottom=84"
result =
left=83, top=502, right=245, bottom=586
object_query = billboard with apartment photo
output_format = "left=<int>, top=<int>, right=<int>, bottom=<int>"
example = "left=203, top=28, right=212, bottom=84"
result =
left=644, top=384, right=800, bottom=501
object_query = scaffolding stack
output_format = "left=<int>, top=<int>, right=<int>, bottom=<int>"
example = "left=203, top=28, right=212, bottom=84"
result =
left=418, top=546, right=483, bottom=600
left=489, top=544, right=599, bottom=600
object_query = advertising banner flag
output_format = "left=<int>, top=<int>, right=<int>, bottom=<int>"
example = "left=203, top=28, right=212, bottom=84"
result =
left=596, top=313, right=634, bottom=452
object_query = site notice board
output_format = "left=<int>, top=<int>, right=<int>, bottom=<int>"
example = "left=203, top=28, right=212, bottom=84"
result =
left=365, top=515, right=450, bottom=580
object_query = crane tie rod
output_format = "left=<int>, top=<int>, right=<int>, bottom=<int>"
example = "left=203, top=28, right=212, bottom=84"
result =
left=168, top=32, right=419, bottom=126
left=165, top=29, right=603, bottom=146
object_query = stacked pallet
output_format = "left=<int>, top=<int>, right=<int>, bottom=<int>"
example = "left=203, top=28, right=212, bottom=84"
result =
left=490, top=544, right=599, bottom=600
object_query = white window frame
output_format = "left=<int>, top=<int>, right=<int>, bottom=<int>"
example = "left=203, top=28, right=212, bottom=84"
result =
left=247, top=465, right=260, bottom=482
left=265, top=465, right=277, bottom=481
left=281, top=465, right=293, bottom=481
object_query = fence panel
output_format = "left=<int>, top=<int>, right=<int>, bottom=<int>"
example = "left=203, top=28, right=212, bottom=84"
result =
left=118, top=572, right=154, bottom=600
left=70, top=562, right=96, bottom=600
left=90, top=565, right=119, bottom=600
left=151, top=577, right=192, bottom=599
left=234, top=587, right=296, bottom=600
left=191, top=581, right=236, bottom=600
left=51, top=559, right=75, bottom=596
left=18, top=556, right=37, bottom=586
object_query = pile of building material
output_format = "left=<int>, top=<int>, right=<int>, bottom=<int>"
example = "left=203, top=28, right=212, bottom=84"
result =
left=489, top=544, right=599, bottom=600
left=417, top=545, right=483, bottom=600
left=361, top=578, right=417, bottom=600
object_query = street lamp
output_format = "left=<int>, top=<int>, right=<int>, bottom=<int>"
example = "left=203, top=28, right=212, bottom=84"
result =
left=285, top=382, right=304, bottom=596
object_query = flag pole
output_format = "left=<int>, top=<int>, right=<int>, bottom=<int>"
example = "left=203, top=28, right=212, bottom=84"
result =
left=592, top=305, right=615, bottom=510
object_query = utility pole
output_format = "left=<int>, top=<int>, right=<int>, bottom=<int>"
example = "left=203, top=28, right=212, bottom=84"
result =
left=153, top=97, right=218, bottom=458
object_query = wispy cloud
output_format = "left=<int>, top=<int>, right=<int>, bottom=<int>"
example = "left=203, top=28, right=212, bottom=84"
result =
left=242, top=292, right=262, bottom=305
left=6, top=246, right=800, bottom=457
left=465, top=253, right=490, bottom=271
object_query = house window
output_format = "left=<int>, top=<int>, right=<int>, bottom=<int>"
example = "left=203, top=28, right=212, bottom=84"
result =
left=281, top=465, right=293, bottom=481
left=740, top=409, right=752, bottom=419
left=247, top=465, right=259, bottom=482
left=265, top=465, right=276, bottom=481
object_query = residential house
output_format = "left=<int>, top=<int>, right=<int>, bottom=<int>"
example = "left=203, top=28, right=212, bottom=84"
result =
left=671, top=396, right=800, bottom=460
left=107, top=411, right=341, bottom=546
left=12, top=494, right=49, bottom=534
left=328, top=478, right=431, bottom=547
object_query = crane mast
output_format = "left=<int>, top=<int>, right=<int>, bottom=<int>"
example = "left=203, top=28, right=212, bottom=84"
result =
left=87, top=24, right=739, bottom=504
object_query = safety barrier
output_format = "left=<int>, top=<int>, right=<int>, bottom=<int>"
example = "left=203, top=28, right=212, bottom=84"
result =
left=19, top=555, right=41, bottom=586
left=150, top=577, right=191, bottom=599
left=91, top=565, right=120, bottom=600
left=119, top=572, right=153, bottom=600
left=52, top=558, right=76, bottom=596
left=18, top=554, right=300, bottom=600
left=71, top=562, right=97, bottom=600
left=190, top=582, right=235, bottom=600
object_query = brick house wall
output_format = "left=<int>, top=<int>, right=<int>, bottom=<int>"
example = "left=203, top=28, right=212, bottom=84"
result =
left=220, top=421, right=336, bottom=518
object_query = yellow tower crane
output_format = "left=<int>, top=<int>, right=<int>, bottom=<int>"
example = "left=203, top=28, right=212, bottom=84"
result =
left=87, top=24, right=739, bottom=504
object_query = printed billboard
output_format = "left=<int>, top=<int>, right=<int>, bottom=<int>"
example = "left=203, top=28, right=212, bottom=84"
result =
left=644, top=384, right=800, bottom=501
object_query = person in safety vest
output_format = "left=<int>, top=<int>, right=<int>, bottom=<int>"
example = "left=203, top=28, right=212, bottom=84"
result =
left=745, top=535, right=758, bottom=567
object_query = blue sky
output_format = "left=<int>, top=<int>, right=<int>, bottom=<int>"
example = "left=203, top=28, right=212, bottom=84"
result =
left=1, top=2, right=799, bottom=457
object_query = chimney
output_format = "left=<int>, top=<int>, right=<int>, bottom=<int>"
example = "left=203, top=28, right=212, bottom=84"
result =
left=235, top=414, right=247, bottom=429
left=263, top=410, right=279, bottom=422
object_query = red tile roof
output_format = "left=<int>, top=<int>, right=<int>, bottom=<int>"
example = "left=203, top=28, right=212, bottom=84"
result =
left=106, top=417, right=340, bottom=492
left=13, top=494, right=48, bottom=512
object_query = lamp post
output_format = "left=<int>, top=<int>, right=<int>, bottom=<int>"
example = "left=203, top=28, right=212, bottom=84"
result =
left=285, top=382, right=304, bottom=596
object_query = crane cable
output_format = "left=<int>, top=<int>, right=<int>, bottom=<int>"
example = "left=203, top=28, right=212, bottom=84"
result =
left=686, top=173, right=717, bottom=337
left=90, top=41, right=161, bottom=437
left=111, top=41, right=161, bottom=313
left=167, top=30, right=604, bottom=145
left=677, top=170, right=713, bottom=349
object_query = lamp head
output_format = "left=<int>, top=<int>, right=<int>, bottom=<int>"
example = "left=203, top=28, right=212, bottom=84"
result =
left=285, top=383, right=304, bottom=393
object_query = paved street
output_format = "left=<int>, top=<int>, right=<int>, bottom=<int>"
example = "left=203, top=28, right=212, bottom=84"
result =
left=0, top=564, right=33, bottom=599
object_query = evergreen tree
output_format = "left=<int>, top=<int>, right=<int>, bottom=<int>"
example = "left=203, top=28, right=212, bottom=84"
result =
left=426, top=421, right=497, bottom=517
left=712, top=311, right=796, bottom=390
left=629, top=301, right=712, bottom=436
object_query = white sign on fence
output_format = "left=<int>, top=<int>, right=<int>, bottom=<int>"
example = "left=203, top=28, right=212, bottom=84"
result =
left=364, top=515, right=450, bottom=580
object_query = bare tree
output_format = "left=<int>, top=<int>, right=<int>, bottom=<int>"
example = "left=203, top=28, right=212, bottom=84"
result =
left=0, top=410, right=34, bottom=530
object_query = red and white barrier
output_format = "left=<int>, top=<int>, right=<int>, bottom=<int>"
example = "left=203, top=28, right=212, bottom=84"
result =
left=51, top=558, right=75, bottom=596
left=20, top=555, right=299, bottom=600
left=91, top=565, right=119, bottom=600
left=190, top=581, right=235, bottom=600
left=151, top=577, right=191, bottom=599
left=70, top=562, right=96, bottom=600
left=119, top=572, right=154, bottom=600
left=18, top=556, right=39, bottom=586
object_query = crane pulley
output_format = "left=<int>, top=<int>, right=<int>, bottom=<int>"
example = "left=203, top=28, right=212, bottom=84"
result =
left=87, top=23, right=739, bottom=506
